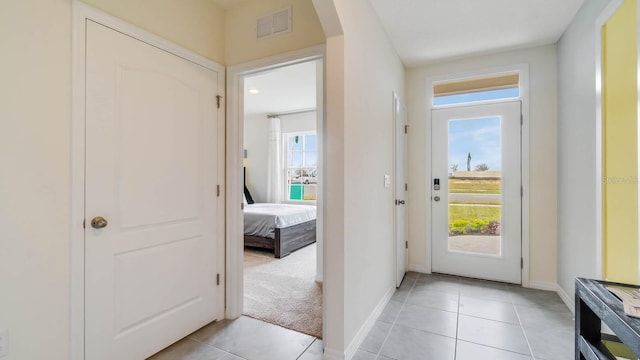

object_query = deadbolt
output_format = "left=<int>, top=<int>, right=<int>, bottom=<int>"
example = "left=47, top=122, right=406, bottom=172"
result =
left=434, top=196, right=441, bottom=202
left=91, top=216, right=108, bottom=229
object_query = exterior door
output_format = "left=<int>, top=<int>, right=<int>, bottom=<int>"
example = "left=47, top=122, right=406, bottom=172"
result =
left=85, top=20, right=224, bottom=360
left=394, top=93, right=408, bottom=286
left=431, top=101, right=522, bottom=283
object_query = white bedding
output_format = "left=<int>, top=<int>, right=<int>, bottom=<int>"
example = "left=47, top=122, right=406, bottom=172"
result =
left=243, top=203, right=316, bottom=239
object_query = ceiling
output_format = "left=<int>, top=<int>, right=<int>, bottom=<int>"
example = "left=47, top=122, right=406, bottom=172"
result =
left=227, top=0, right=586, bottom=113
left=244, top=61, right=317, bottom=116
left=369, top=0, right=585, bottom=66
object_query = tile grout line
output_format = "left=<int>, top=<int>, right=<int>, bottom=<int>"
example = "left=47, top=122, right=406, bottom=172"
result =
left=184, top=334, right=248, bottom=360
left=296, top=338, right=318, bottom=360
left=373, top=275, right=417, bottom=359
left=454, top=285, right=460, bottom=360
left=511, top=295, right=536, bottom=360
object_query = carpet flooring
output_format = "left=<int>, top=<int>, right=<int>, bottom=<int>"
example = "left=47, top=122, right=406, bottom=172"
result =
left=243, top=243, right=322, bottom=338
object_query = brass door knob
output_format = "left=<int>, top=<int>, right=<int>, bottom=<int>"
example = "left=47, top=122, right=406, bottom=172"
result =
left=91, top=216, right=108, bottom=229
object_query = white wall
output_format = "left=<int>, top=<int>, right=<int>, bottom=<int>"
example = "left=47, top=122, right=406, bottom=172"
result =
left=406, top=45, right=559, bottom=286
left=315, top=0, right=406, bottom=357
left=244, top=111, right=316, bottom=202
left=557, top=0, right=610, bottom=303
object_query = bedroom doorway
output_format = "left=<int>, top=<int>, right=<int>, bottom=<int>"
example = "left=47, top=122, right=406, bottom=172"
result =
left=239, top=57, right=324, bottom=339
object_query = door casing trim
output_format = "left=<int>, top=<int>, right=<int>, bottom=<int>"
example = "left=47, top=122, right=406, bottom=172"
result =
left=225, top=45, right=326, bottom=321
left=71, top=3, right=226, bottom=359
left=424, top=63, right=530, bottom=287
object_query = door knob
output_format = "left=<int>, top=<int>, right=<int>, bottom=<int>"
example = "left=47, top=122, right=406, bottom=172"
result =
left=434, top=196, right=441, bottom=202
left=395, top=199, right=405, bottom=205
left=91, top=216, right=108, bottom=229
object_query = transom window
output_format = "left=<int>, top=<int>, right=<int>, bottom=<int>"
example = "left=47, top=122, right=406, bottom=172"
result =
left=433, top=72, right=520, bottom=106
left=285, top=132, right=317, bottom=201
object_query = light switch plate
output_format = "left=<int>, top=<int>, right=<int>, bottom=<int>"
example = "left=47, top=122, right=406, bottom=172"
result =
left=0, top=328, right=8, bottom=357
left=384, top=174, right=391, bottom=188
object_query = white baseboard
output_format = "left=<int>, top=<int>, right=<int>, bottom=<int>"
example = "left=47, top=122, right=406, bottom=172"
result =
left=408, top=264, right=428, bottom=273
left=555, top=284, right=575, bottom=315
left=528, top=280, right=557, bottom=291
left=322, top=347, right=345, bottom=360
left=339, top=285, right=395, bottom=360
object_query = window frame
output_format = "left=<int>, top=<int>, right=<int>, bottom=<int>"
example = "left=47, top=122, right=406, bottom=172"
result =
left=282, top=130, right=318, bottom=204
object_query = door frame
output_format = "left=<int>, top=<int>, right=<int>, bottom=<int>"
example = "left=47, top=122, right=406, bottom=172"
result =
left=225, top=46, right=326, bottom=322
left=70, top=3, right=226, bottom=359
left=594, top=0, right=625, bottom=282
left=424, top=64, right=531, bottom=287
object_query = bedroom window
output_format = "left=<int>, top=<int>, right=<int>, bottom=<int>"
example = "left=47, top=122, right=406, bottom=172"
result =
left=285, top=132, right=317, bottom=201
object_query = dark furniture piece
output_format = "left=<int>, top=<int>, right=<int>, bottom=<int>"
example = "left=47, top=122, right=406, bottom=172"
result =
left=244, top=219, right=316, bottom=258
left=575, top=277, right=640, bottom=359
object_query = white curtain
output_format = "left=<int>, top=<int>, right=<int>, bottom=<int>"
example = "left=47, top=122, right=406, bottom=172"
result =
left=266, top=116, right=283, bottom=203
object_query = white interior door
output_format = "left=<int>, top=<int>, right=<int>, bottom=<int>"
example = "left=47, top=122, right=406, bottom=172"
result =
left=85, top=20, right=224, bottom=360
left=431, top=101, right=521, bottom=284
left=394, top=93, right=408, bottom=286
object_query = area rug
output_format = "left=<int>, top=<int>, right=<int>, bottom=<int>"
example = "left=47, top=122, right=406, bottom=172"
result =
left=243, top=243, right=322, bottom=338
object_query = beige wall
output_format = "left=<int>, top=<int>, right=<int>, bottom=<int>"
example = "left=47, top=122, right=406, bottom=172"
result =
left=225, top=0, right=325, bottom=65
left=82, top=0, right=225, bottom=64
left=1, top=1, right=72, bottom=359
left=406, top=45, right=559, bottom=287
left=0, top=1, right=224, bottom=359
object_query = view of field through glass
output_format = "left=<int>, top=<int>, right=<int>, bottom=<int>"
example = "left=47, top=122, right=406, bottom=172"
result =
left=447, top=117, right=502, bottom=256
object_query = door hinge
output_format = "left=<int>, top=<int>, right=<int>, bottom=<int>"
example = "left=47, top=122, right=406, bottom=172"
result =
left=521, top=186, right=523, bottom=197
left=520, top=114, right=523, bottom=125
left=82, top=219, right=85, bottom=229
left=404, top=124, right=409, bottom=134
left=405, top=241, right=408, bottom=249
left=216, top=95, right=223, bottom=109
left=241, top=203, right=244, bottom=210
left=521, top=258, right=524, bottom=269
left=216, top=273, right=220, bottom=286
left=405, top=183, right=408, bottom=191
left=217, top=185, right=220, bottom=197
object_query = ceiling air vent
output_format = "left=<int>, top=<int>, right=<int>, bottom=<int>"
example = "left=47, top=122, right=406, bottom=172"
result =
left=256, top=7, right=291, bottom=39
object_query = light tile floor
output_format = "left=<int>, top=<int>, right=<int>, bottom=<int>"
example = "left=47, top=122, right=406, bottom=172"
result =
left=356, top=272, right=574, bottom=360
left=149, top=272, right=574, bottom=360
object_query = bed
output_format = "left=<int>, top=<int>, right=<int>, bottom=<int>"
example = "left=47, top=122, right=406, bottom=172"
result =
left=243, top=203, right=317, bottom=258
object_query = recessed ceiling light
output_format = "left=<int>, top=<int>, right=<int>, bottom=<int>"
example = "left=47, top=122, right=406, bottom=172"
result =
left=248, top=88, right=260, bottom=95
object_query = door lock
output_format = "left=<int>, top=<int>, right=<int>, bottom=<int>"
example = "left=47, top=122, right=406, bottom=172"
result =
left=395, top=199, right=405, bottom=205
left=91, top=216, right=108, bottom=229
left=434, top=196, right=441, bottom=202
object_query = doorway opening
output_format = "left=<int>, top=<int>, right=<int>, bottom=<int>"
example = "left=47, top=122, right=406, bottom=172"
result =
left=240, top=59, right=324, bottom=338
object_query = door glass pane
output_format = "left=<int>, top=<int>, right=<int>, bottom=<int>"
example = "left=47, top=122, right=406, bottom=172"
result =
left=447, top=117, right=502, bottom=256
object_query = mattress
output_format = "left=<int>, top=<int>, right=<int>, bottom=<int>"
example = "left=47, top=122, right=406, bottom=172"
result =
left=243, top=203, right=317, bottom=239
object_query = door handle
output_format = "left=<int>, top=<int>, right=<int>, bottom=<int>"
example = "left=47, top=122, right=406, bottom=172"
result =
left=434, top=196, right=440, bottom=202
left=395, top=199, right=405, bottom=205
left=91, top=216, right=108, bottom=229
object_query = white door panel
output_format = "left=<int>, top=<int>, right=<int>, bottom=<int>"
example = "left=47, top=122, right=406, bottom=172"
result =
left=85, top=20, right=222, bottom=360
left=394, top=93, right=408, bottom=286
left=431, top=101, right=521, bottom=284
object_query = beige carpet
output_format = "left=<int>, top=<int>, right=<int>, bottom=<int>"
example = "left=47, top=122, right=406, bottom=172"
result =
left=243, top=243, right=322, bottom=338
